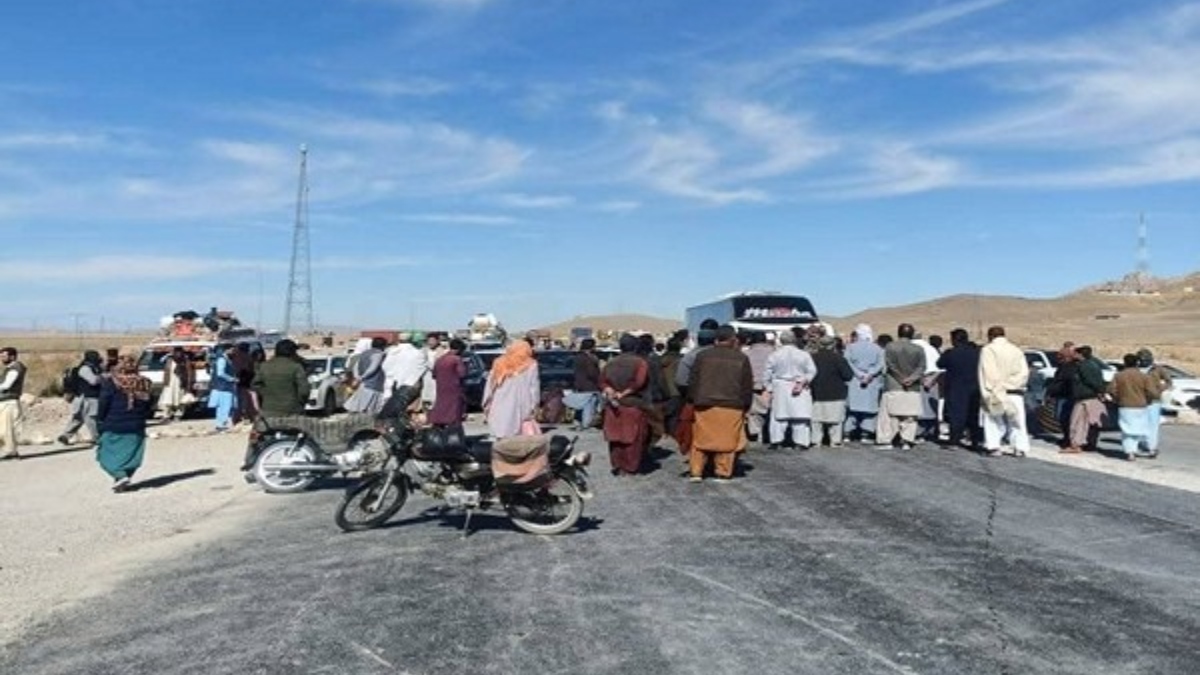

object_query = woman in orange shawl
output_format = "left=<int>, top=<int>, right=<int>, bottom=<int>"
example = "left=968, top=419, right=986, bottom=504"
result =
left=483, top=341, right=541, bottom=438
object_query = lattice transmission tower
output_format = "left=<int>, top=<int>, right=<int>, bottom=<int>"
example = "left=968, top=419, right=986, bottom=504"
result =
left=284, top=144, right=314, bottom=335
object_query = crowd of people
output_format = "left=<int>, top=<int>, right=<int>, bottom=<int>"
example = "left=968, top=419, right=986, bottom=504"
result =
left=0, top=320, right=1180, bottom=490
left=549, top=321, right=1178, bottom=481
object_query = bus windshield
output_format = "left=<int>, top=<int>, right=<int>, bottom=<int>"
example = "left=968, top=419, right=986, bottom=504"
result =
left=731, top=296, right=818, bottom=324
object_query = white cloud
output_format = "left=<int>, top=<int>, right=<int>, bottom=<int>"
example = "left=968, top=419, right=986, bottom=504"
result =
left=328, top=77, right=455, bottom=98
left=0, top=132, right=108, bottom=150
left=0, top=254, right=443, bottom=284
left=497, top=192, right=576, bottom=209
left=814, top=143, right=967, bottom=198
left=595, top=200, right=641, bottom=213
left=399, top=212, right=519, bottom=225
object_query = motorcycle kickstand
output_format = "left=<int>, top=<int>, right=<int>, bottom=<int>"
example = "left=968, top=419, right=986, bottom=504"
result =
left=461, top=507, right=474, bottom=538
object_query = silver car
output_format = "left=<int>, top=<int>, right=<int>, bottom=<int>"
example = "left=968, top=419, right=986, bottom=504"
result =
left=302, top=354, right=349, bottom=416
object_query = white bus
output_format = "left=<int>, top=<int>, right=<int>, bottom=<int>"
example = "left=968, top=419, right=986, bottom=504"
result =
left=684, top=292, right=833, bottom=342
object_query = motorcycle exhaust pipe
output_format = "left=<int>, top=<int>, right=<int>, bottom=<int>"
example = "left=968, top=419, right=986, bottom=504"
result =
left=258, top=463, right=343, bottom=473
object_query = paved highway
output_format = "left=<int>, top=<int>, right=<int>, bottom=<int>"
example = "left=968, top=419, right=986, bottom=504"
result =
left=5, top=431, right=1199, bottom=674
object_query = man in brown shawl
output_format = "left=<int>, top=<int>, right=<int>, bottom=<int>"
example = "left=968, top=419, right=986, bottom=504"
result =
left=687, top=325, right=754, bottom=483
left=601, top=334, right=650, bottom=476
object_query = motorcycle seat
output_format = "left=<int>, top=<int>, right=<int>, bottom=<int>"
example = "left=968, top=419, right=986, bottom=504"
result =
left=548, top=435, right=573, bottom=464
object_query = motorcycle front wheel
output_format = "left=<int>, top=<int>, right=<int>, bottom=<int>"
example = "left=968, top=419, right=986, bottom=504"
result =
left=505, top=478, right=583, bottom=536
left=254, top=440, right=320, bottom=494
left=335, top=472, right=408, bottom=532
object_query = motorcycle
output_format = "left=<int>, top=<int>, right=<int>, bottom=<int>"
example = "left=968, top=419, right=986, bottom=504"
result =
left=333, top=390, right=593, bottom=535
left=244, top=414, right=387, bottom=493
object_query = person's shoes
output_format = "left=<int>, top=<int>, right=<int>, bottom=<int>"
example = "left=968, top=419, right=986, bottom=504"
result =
left=112, top=477, right=131, bottom=492
left=711, top=477, right=732, bottom=484
left=0, top=452, right=20, bottom=462
left=1060, top=446, right=1083, bottom=455
left=1123, top=453, right=1137, bottom=462
left=57, top=434, right=71, bottom=446
left=830, top=442, right=843, bottom=448
left=767, top=444, right=780, bottom=450
left=1137, top=450, right=1159, bottom=459
left=688, top=475, right=703, bottom=484
left=242, top=471, right=257, bottom=484
left=985, top=447, right=1003, bottom=457
left=1013, top=449, right=1028, bottom=458
left=901, top=442, right=915, bottom=451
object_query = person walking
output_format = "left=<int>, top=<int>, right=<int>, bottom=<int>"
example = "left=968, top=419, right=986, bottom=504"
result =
left=428, top=339, right=468, bottom=427
left=0, top=347, right=26, bottom=461
left=95, top=356, right=154, bottom=492
left=601, top=335, right=650, bottom=476
left=978, top=326, right=1031, bottom=458
left=763, top=330, right=818, bottom=449
left=844, top=325, right=885, bottom=444
left=1109, top=353, right=1161, bottom=461
left=483, top=341, right=541, bottom=439
left=207, top=345, right=239, bottom=432
left=810, top=335, right=853, bottom=447
left=58, top=350, right=104, bottom=446
left=687, top=326, right=753, bottom=482
left=344, top=338, right=388, bottom=415
left=564, top=338, right=603, bottom=430
left=937, top=329, right=982, bottom=449
left=1138, top=348, right=1171, bottom=458
left=879, top=323, right=927, bottom=449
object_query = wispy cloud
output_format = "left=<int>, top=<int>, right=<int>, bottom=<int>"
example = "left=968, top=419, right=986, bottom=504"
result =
left=399, top=212, right=519, bottom=225
left=0, top=254, right=445, bottom=284
left=595, top=200, right=641, bottom=213
left=0, top=132, right=108, bottom=150
left=497, top=192, right=576, bottom=209
left=326, top=76, right=455, bottom=98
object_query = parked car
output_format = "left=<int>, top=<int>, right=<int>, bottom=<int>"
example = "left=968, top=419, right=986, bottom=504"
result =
left=302, top=353, right=348, bottom=416
left=1026, top=348, right=1114, bottom=382
left=469, top=349, right=579, bottom=403
left=137, top=338, right=215, bottom=406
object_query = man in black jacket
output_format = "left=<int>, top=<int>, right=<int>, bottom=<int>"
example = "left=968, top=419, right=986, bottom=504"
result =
left=1046, top=342, right=1079, bottom=448
left=936, top=329, right=982, bottom=449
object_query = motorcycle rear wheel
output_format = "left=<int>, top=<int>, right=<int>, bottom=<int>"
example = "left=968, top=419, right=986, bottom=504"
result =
left=505, top=479, right=583, bottom=536
left=335, top=473, right=408, bottom=532
left=254, top=440, right=319, bottom=494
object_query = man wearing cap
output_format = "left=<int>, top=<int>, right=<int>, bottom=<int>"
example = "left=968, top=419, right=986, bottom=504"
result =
left=1138, top=348, right=1171, bottom=458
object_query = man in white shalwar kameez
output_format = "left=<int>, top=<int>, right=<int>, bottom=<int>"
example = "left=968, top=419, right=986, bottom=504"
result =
left=763, top=331, right=818, bottom=448
left=382, top=337, right=429, bottom=400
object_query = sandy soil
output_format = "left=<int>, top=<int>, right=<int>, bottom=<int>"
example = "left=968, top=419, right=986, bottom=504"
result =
left=0, top=429, right=269, bottom=652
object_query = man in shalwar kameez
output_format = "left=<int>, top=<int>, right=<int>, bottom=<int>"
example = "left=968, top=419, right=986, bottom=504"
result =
left=763, top=330, right=819, bottom=449
left=844, top=324, right=885, bottom=443
left=602, top=335, right=650, bottom=476
left=879, top=323, right=927, bottom=449
left=687, top=326, right=754, bottom=482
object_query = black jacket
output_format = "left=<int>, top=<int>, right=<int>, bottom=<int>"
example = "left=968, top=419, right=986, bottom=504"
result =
left=811, top=351, right=854, bottom=402
left=936, top=344, right=981, bottom=401
left=97, top=379, right=153, bottom=435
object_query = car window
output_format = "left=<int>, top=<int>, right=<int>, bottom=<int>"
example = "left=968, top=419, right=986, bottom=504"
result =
left=332, top=357, right=347, bottom=372
left=1162, top=364, right=1195, bottom=379
left=303, top=358, right=328, bottom=376
left=1025, top=353, right=1047, bottom=369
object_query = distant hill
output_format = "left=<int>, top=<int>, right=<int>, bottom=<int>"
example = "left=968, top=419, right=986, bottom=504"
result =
left=831, top=271, right=1200, bottom=370
left=532, top=314, right=682, bottom=338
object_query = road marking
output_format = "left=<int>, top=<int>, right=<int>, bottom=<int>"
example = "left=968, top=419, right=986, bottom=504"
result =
left=664, top=564, right=920, bottom=675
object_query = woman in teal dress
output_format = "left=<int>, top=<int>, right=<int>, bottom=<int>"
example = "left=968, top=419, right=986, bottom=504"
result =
left=96, top=356, right=154, bottom=492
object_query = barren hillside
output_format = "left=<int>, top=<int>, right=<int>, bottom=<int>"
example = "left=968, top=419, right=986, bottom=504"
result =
left=834, top=272, right=1200, bottom=371
left=533, top=314, right=682, bottom=338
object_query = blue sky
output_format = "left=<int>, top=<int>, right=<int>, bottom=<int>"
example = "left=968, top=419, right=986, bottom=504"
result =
left=1, top=0, right=1198, bottom=332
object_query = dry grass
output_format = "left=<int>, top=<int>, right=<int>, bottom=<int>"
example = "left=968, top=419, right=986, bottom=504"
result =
left=0, top=333, right=153, bottom=396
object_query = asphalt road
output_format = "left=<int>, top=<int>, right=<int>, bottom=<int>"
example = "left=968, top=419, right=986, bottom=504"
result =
left=5, top=430, right=1200, bottom=675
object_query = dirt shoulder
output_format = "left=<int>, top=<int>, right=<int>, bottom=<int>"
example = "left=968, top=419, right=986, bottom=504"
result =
left=0, top=430, right=270, bottom=652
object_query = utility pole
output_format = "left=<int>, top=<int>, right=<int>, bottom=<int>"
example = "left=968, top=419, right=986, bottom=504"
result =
left=284, top=144, right=314, bottom=337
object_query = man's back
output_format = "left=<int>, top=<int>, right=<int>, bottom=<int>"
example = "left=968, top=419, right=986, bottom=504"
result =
left=255, top=358, right=311, bottom=416
left=691, top=347, right=752, bottom=410
left=885, top=340, right=925, bottom=392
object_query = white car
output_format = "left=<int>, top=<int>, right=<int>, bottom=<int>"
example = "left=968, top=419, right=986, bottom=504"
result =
left=1105, top=361, right=1200, bottom=415
left=1026, top=349, right=1115, bottom=382
left=302, top=353, right=349, bottom=416
left=137, top=338, right=216, bottom=404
